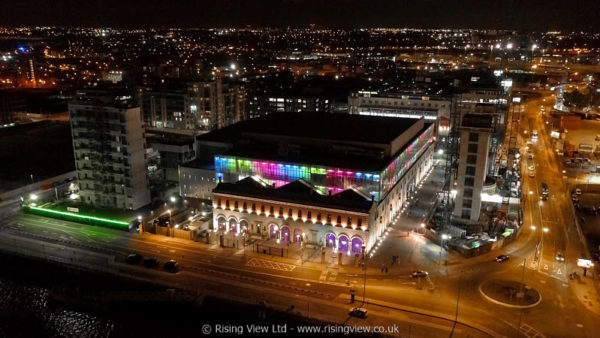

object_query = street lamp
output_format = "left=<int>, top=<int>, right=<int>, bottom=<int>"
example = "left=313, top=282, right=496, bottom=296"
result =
left=170, top=196, right=177, bottom=203
left=543, top=227, right=549, bottom=233
left=530, top=225, right=536, bottom=231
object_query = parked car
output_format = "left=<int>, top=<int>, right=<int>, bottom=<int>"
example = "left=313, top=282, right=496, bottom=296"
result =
left=575, top=188, right=582, bottom=195
left=555, top=253, right=565, bottom=262
left=143, top=258, right=159, bottom=268
left=348, top=307, right=368, bottom=318
left=411, top=270, right=429, bottom=278
left=495, top=255, right=510, bottom=263
left=126, top=253, right=143, bottom=265
left=164, top=260, right=180, bottom=273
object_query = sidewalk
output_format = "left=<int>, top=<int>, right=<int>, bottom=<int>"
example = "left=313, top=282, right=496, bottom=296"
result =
left=570, top=271, right=600, bottom=316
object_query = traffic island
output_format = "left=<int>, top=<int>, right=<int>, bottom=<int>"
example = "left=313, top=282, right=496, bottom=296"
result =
left=479, top=279, right=542, bottom=308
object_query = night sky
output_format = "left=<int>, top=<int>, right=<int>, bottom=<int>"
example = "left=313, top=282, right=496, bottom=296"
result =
left=0, top=0, right=599, bottom=31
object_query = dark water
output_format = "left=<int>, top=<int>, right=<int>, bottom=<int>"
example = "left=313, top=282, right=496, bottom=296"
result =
left=0, top=254, right=345, bottom=338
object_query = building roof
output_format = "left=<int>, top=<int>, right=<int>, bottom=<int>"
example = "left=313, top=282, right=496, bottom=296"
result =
left=213, top=177, right=374, bottom=213
left=197, top=112, right=420, bottom=146
left=461, top=114, right=494, bottom=129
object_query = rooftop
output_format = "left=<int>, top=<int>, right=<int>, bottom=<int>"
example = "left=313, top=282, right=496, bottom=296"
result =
left=213, top=177, right=374, bottom=214
left=197, top=112, right=421, bottom=146
left=461, top=114, right=494, bottom=129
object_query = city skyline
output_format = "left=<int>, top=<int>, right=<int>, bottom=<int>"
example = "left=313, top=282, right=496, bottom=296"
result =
left=0, top=0, right=599, bottom=31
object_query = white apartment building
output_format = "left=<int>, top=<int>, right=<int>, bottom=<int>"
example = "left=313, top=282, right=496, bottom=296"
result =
left=69, top=91, right=151, bottom=210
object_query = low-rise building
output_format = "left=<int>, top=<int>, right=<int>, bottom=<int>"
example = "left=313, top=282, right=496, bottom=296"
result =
left=212, top=177, right=378, bottom=254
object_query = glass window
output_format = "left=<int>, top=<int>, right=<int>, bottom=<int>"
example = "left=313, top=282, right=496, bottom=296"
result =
left=269, top=206, right=274, bottom=214
left=327, top=214, right=332, bottom=223
left=261, top=205, right=265, bottom=213
left=357, top=219, right=362, bottom=227
left=347, top=217, right=352, bottom=226
left=462, top=199, right=472, bottom=208
left=226, top=200, right=230, bottom=208
left=467, top=155, right=477, bottom=164
left=317, top=213, right=322, bottom=221
left=465, top=166, right=476, bottom=176
left=307, top=211, right=312, bottom=219
left=337, top=215, right=342, bottom=224
left=469, top=132, right=479, bottom=142
left=461, top=209, right=471, bottom=219
left=468, top=143, right=478, bottom=153
left=464, top=177, right=474, bottom=187
left=464, top=188, right=473, bottom=198
left=298, top=210, right=302, bottom=218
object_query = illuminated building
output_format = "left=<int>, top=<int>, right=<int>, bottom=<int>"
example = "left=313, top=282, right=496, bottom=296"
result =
left=139, top=78, right=246, bottom=132
left=212, top=177, right=378, bottom=252
left=69, top=89, right=151, bottom=210
left=348, top=91, right=451, bottom=136
left=452, top=114, right=494, bottom=222
left=181, top=112, right=435, bottom=233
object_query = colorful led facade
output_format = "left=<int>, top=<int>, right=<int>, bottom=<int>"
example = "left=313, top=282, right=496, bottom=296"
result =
left=215, top=157, right=381, bottom=199
left=214, top=124, right=434, bottom=202
left=380, top=124, right=435, bottom=196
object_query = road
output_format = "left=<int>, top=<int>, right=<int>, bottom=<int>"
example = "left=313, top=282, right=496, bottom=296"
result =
left=0, top=90, right=599, bottom=337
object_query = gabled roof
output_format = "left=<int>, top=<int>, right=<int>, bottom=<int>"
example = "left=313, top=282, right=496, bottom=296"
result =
left=213, top=178, right=374, bottom=213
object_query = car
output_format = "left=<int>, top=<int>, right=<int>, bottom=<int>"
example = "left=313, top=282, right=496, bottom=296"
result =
left=529, top=171, right=535, bottom=178
left=555, top=253, right=565, bottom=262
left=411, top=270, right=429, bottom=278
left=348, top=307, right=368, bottom=318
left=164, top=260, right=180, bottom=273
left=126, top=253, right=143, bottom=265
left=495, top=255, right=510, bottom=263
left=575, top=188, right=582, bottom=195
left=143, top=258, right=159, bottom=268
left=527, top=153, right=534, bottom=159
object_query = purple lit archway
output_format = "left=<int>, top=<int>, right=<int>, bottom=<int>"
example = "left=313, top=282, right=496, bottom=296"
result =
left=326, top=233, right=336, bottom=248
left=351, top=237, right=363, bottom=255
left=281, top=226, right=290, bottom=242
left=338, top=235, right=349, bottom=252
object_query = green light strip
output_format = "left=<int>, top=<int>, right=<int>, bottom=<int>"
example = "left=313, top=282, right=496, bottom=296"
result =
left=29, top=206, right=129, bottom=226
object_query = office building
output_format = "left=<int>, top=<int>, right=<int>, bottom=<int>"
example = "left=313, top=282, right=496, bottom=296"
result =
left=69, top=89, right=151, bottom=210
left=348, top=91, right=451, bottom=136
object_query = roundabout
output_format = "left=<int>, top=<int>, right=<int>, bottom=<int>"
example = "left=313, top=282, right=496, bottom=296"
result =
left=479, top=279, right=542, bottom=309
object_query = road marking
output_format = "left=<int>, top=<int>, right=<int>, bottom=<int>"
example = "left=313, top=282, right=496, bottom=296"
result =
left=246, top=258, right=296, bottom=272
left=319, top=270, right=328, bottom=281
